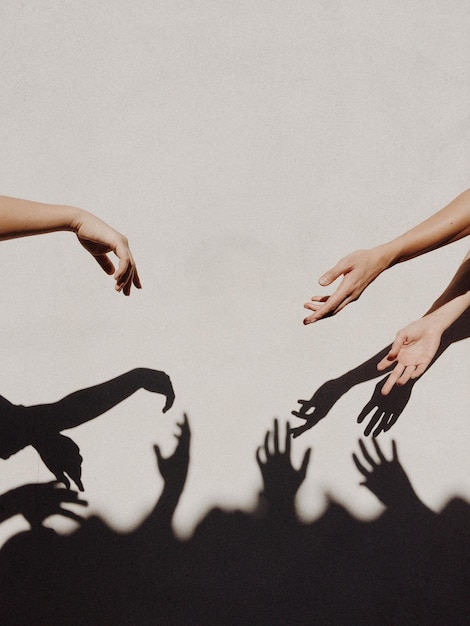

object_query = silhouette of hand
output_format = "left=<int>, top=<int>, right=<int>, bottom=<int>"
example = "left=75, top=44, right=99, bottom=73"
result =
left=154, top=414, right=190, bottom=487
left=33, top=434, right=84, bottom=491
left=352, top=439, right=416, bottom=507
left=256, top=419, right=311, bottom=505
left=137, top=368, right=175, bottom=413
left=291, top=379, right=344, bottom=437
left=303, top=248, right=387, bottom=323
left=75, top=211, right=141, bottom=295
left=377, top=318, right=442, bottom=395
left=357, top=377, right=414, bottom=437
left=3, top=481, right=87, bottom=527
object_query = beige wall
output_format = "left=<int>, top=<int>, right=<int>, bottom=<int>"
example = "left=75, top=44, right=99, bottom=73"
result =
left=0, top=0, right=469, bottom=543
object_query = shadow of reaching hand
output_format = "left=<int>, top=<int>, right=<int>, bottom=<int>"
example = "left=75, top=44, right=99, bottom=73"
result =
left=1, top=481, right=87, bottom=529
left=356, top=378, right=415, bottom=437
left=352, top=438, right=427, bottom=511
left=257, top=418, right=311, bottom=519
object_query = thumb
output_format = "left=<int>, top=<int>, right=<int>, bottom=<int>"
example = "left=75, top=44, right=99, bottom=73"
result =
left=318, top=261, right=346, bottom=286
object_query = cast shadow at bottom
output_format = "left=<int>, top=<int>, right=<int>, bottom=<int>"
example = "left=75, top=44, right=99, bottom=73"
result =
left=0, top=417, right=468, bottom=626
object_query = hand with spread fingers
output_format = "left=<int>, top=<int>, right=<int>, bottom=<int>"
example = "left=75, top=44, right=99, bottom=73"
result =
left=357, top=377, right=415, bottom=437
left=256, top=418, right=311, bottom=507
left=377, top=318, right=442, bottom=395
left=154, top=413, right=190, bottom=488
left=0, top=481, right=87, bottom=527
left=352, top=439, right=419, bottom=508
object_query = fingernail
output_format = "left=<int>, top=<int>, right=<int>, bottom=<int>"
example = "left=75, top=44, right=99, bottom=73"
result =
left=319, top=277, right=327, bottom=286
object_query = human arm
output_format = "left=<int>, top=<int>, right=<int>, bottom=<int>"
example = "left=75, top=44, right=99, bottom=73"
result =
left=304, top=189, right=470, bottom=323
left=0, top=195, right=141, bottom=295
left=377, top=251, right=470, bottom=394
left=134, top=414, right=190, bottom=537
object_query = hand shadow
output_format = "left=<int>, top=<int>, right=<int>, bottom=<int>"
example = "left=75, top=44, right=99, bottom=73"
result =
left=292, top=307, right=470, bottom=438
left=0, top=367, right=175, bottom=490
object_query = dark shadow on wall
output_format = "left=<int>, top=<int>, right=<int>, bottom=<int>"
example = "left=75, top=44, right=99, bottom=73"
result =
left=292, top=308, right=470, bottom=438
left=0, top=368, right=175, bottom=490
left=0, top=417, right=468, bottom=626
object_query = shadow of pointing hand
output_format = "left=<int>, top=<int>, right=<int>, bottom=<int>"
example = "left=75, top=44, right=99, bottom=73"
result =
left=33, top=434, right=84, bottom=492
left=138, top=368, right=175, bottom=414
left=257, top=419, right=311, bottom=506
left=357, top=377, right=415, bottom=437
left=154, top=413, right=190, bottom=489
left=291, top=379, right=345, bottom=438
left=2, top=481, right=87, bottom=528
left=352, top=439, right=419, bottom=508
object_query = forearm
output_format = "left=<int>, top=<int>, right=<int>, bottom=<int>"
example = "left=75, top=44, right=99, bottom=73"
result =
left=31, top=369, right=149, bottom=432
left=0, top=196, right=87, bottom=240
left=374, top=189, right=470, bottom=268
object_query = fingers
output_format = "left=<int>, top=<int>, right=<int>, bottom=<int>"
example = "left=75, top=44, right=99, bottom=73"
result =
left=256, top=446, right=264, bottom=468
left=303, top=290, right=347, bottom=324
left=357, top=400, right=374, bottom=425
left=273, top=418, right=280, bottom=454
left=299, top=447, right=311, bottom=477
left=55, top=508, right=86, bottom=524
left=285, top=421, right=291, bottom=457
left=411, top=362, right=428, bottom=379
left=162, top=382, right=176, bottom=413
left=377, top=334, right=405, bottom=371
left=153, top=444, right=164, bottom=468
left=371, top=438, right=386, bottom=462
left=352, top=452, right=369, bottom=477
left=380, top=364, right=406, bottom=396
left=363, top=408, right=383, bottom=437
left=114, top=240, right=141, bottom=296
left=94, top=253, right=116, bottom=275
left=358, top=439, right=376, bottom=467
left=70, top=474, right=84, bottom=492
left=318, top=261, right=345, bottom=287
left=290, top=423, right=311, bottom=438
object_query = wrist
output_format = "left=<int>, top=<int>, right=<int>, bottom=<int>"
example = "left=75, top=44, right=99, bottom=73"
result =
left=67, top=206, right=87, bottom=233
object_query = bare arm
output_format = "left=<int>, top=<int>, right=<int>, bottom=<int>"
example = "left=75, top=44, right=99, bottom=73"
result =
left=378, top=251, right=470, bottom=394
left=0, top=195, right=141, bottom=295
left=304, top=189, right=470, bottom=323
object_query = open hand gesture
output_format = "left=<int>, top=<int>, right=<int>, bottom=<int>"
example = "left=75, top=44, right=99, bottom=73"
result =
left=256, top=419, right=311, bottom=505
left=377, top=318, right=442, bottom=395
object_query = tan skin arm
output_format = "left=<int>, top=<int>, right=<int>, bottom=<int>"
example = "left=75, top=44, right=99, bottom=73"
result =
left=304, top=189, right=470, bottom=323
left=0, top=195, right=141, bottom=295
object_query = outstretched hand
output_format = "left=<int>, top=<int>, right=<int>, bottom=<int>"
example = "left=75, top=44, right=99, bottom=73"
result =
left=154, top=413, right=190, bottom=487
left=352, top=439, right=417, bottom=508
left=357, top=377, right=415, bottom=437
left=303, top=248, right=388, bottom=324
left=291, top=379, right=345, bottom=437
left=256, top=419, right=311, bottom=505
left=75, top=211, right=141, bottom=296
left=377, top=318, right=442, bottom=395
left=3, top=481, right=87, bottom=527
left=33, top=433, right=84, bottom=491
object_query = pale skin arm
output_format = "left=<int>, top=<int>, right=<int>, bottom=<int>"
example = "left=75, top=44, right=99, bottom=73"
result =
left=304, top=189, right=470, bottom=323
left=377, top=251, right=470, bottom=394
left=0, top=195, right=141, bottom=295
